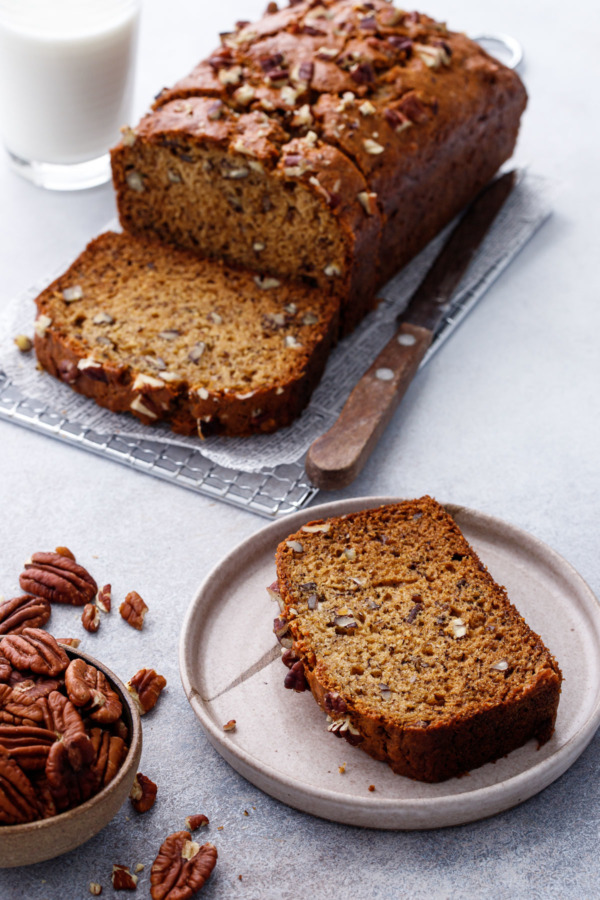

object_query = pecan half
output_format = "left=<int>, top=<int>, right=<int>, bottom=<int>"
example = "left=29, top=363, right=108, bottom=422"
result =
left=90, top=727, right=127, bottom=787
left=130, top=772, right=157, bottom=813
left=0, top=723, right=56, bottom=770
left=55, top=546, right=76, bottom=560
left=281, top=648, right=299, bottom=668
left=0, top=595, right=51, bottom=635
left=33, top=774, right=58, bottom=819
left=96, top=584, right=112, bottom=613
left=20, top=551, right=98, bottom=606
left=150, top=832, right=217, bottom=900
left=1, top=628, right=69, bottom=676
left=283, top=659, right=307, bottom=692
left=119, top=592, right=148, bottom=630
left=127, top=668, right=166, bottom=714
left=0, top=652, right=12, bottom=682
left=11, top=676, right=62, bottom=704
left=0, top=682, right=44, bottom=725
left=39, top=690, right=94, bottom=770
left=323, top=691, right=348, bottom=715
left=112, top=865, right=138, bottom=891
left=185, top=814, right=209, bottom=832
left=0, top=746, right=40, bottom=823
left=111, top=718, right=130, bottom=743
left=82, top=603, right=100, bottom=633
left=65, top=658, right=122, bottom=724
left=45, top=739, right=100, bottom=810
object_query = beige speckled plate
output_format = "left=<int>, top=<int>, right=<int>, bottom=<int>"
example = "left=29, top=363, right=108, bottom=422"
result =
left=179, top=497, right=600, bottom=830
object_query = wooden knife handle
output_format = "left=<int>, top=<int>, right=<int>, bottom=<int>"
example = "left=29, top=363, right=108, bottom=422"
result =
left=305, top=322, right=433, bottom=490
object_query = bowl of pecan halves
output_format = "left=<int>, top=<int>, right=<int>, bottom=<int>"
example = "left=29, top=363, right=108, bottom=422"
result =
left=0, top=629, right=142, bottom=867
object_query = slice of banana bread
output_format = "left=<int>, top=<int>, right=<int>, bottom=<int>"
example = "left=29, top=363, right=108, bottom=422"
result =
left=274, top=497, right=562, bottom=782
left=33, top=231, right=339, bottom=437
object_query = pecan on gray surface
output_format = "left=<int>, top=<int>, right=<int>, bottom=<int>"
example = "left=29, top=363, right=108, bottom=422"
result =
left=127, top=668, right=166, bottom=715
left=150, top=831, right=217, bottom=900
left=119, top=591, right=148, bottom=630
left=82, top=603, right=100, bottom=633
left=19, top=551, right=98, bottom=606
left=130, top=772, right=157, bottom=813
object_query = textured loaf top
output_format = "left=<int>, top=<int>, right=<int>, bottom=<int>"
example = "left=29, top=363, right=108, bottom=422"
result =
left=274, top=497, right=561, bottom=781
left=32, top=231, right=340, bottom=437
left=112, top=0, right=527, bottom=333
left=152, top=0, right=520, bottom=206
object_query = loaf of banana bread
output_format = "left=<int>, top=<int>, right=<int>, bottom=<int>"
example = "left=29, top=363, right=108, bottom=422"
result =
left=274, top=497, right=561, bottom=782
left=111, top=0, right=527, bottom=333
left=33, top=231, right=340, bottom=437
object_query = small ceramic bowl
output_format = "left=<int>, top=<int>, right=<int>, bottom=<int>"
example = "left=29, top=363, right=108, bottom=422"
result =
left=0, top=644, right=142, bottom=868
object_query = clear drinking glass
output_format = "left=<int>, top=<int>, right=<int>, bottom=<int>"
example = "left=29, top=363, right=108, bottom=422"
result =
left=0, top=0, right=141, bottom=190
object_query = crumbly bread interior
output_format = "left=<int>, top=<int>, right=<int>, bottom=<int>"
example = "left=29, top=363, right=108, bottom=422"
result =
left=277, top=498, right=561, bottom=730
left=118, top=140, right=347, bottom=294
left=36, top=231, right=339, bottom=396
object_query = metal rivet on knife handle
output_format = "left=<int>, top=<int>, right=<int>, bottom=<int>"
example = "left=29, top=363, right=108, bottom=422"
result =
left=305, top=322, right=433, bottom=491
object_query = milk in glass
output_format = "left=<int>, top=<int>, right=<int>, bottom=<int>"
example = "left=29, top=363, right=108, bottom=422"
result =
left=0, top=0, right=140, bottom=188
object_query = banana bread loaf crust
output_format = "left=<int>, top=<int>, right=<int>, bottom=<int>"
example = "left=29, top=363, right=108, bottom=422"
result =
left=274, top=497, right=561, bottom=782
left=33, top=231, right=340, bottom=437
left=111, top=0, right=527, bottom=333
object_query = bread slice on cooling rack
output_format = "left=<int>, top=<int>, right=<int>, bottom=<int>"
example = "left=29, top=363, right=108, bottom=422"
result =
left=33, top=231, right=339, bottom=438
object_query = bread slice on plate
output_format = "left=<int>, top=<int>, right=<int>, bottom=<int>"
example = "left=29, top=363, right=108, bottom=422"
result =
left=273, top=496, right=562, bottom=782
left=33, top=231, right=339, bottom=437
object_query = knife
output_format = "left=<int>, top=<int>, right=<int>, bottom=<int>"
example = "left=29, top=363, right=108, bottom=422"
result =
left=305, top=170, right=516, bottom=491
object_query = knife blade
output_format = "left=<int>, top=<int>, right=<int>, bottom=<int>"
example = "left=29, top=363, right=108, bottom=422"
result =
left=305, top=170, right=516, bottom=491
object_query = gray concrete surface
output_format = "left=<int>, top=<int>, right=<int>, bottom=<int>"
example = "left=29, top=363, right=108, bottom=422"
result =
left=1, top=0, right=599, bottom=896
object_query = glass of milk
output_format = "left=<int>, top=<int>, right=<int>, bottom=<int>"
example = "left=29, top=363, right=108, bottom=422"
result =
left=0, top=0, right=140, bottom=190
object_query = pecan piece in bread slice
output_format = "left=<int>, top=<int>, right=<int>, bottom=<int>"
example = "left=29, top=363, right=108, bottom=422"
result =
left=90, top=727, right=127, bottom=788
left=0, top=595, right=51, bottom=636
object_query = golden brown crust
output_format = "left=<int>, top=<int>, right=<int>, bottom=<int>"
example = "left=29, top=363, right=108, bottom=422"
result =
left=33, top=231, right=340, bottom=437
left=112, top=0, right=527, bottom=334
left=275, top=497, right=561, bottom=782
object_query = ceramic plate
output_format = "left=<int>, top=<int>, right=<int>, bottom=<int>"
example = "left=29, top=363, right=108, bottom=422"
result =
left=179, top=497, right=600, bottom=830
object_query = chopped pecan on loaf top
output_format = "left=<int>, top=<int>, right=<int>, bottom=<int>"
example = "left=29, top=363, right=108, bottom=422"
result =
left=112, top=0, right=526, bottom=332
left=274, top=496, right=561, bottom=783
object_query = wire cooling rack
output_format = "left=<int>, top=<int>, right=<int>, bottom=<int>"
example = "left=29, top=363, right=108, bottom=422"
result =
left=0, top=370, right=318, bottom=517
left=0, top=265, right=491, bottom=519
